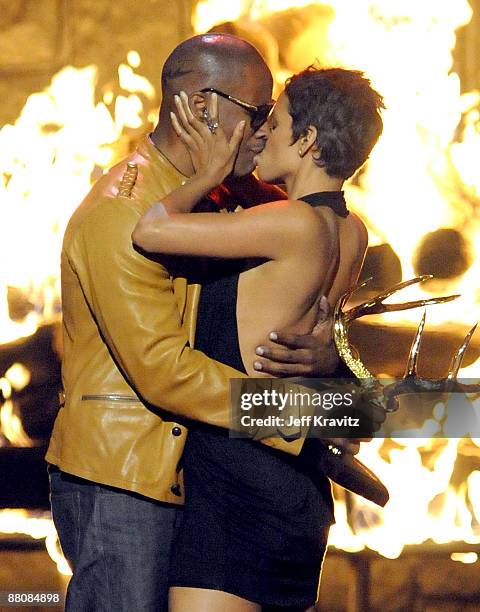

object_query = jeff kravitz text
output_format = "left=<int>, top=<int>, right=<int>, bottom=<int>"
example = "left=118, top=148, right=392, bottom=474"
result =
left=239, top=387, right=360, bottom=429
left=240, top=414, right=361, bottom=428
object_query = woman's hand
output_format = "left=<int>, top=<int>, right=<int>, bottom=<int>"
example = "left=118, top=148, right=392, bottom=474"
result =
left=170, top=91, right=245, bottom=185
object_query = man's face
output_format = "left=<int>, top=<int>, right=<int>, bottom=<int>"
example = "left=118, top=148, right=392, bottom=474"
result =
left=214, top=65, right=274, bottom=177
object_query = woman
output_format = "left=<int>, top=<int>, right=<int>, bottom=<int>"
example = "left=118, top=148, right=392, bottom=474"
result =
left=133, top=66, right=384, bottom=612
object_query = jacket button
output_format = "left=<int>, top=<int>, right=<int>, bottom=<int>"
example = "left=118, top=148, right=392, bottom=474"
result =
left=172, top=426, right=182, bottom=437
left=170, top=484, right=181, bottom=496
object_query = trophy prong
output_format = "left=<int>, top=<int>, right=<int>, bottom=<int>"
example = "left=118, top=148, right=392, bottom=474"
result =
left=337, top=279, right=372, bottom=322
left=378, top=294, right=459, bottom=313
left=333, top=277, right=463, bottom=402
left=346, top=291, right=458, bottom=321
left=371, top=275, right=432, bottom=303
left=355, top=277, right=373, bottom=291
left=447, top=323, right=478, bottom=380
left=405, top=310, right=427, bottom=378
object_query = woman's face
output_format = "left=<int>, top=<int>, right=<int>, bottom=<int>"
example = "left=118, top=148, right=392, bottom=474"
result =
left=254, top=92, right=299, bottom=184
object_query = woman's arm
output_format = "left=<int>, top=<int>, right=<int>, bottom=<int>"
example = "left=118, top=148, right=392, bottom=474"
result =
left=132, top=90, right=330, bottom=262
left=133, top=199, right=329, bottom=261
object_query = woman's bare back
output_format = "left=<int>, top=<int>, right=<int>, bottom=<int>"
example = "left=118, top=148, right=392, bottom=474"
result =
left=236, top=202, right=367, bottom=376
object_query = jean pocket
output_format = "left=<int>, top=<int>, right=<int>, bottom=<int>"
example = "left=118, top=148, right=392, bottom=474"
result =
left=50, top=488, right=81, bottom=569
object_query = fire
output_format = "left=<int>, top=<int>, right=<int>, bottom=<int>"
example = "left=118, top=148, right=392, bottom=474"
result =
left=0, top=52, right=156, bottom=574
left=1, top=0, right=480, bottom=572
left=0, top=364, right=33, bottom=448
left=195, top=0, right=480, bottom=326
left=0, top=52, right=156, bottom=345
left=191, top=0, right=480, bottom=557
left=0, top=509, right=71, bottom=576
left=329, top=437, right=480, bottom=559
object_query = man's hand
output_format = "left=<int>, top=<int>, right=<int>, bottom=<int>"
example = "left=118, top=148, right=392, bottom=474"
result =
left=252, top=296, right=339, bottom=376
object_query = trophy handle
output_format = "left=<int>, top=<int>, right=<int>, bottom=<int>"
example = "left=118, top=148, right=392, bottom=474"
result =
left=300, top=438, right=389, bottom=507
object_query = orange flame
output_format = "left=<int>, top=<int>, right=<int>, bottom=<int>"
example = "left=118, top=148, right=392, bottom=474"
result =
left=195, top=0, right=479, bottom=326
left=192, top=0, right=480, bottom=556
left=0, top=52, right=155, bottom=574
left=1, top=1, right=480, bottom=566
left=0, top=53, right=155, bottom=344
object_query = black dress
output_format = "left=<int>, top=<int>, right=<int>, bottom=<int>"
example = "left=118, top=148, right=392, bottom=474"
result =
left=169, top=192, right=347, bottom=608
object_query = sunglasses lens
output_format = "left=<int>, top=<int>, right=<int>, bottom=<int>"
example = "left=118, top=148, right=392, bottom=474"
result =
left=251, top=106, right=273, bottom=131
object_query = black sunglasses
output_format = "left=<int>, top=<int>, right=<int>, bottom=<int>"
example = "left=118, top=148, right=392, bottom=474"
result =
left=200, top=87, right=274, bottom=131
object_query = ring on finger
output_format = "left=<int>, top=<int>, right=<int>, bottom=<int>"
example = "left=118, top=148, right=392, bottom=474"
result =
left=207, top=119, right=219, bottom=134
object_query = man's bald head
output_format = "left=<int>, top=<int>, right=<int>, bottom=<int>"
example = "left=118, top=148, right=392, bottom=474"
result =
left=161, top=33, right=272, bottom=100
left=154, top=34, right=273, bottom=178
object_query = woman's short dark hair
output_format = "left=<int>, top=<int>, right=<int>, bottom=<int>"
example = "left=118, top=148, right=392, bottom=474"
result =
left=285, top=66, right=385, bottom=179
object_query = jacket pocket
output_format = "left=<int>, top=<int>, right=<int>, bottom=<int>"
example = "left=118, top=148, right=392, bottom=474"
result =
left=81, top=394, right=142, bottom=402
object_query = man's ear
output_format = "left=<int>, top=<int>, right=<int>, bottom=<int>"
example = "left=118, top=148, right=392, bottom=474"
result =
left=297, top=125, right=318, bottom=158
left=190, top=92, right=209, bottom=120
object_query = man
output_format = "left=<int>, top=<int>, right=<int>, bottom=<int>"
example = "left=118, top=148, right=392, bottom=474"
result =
left=46, top=34, right=357, bottom=611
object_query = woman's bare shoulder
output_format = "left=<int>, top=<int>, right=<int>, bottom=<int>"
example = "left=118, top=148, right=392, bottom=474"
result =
left=347, top=210, right=368, bottom=246
left=255, top=198, right=328, bottom=226
left=241, top=198, right=326, bottom=238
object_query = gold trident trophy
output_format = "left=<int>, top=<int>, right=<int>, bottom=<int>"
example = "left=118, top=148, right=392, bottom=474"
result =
left=314, top=275, right=473, bottom=507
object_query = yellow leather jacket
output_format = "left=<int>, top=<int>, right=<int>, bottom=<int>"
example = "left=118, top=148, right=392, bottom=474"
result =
left=46, top=136, right=308, bottom=504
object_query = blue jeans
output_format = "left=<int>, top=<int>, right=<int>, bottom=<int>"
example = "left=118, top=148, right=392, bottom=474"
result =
left=48, top=466, right=180, bottom=612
